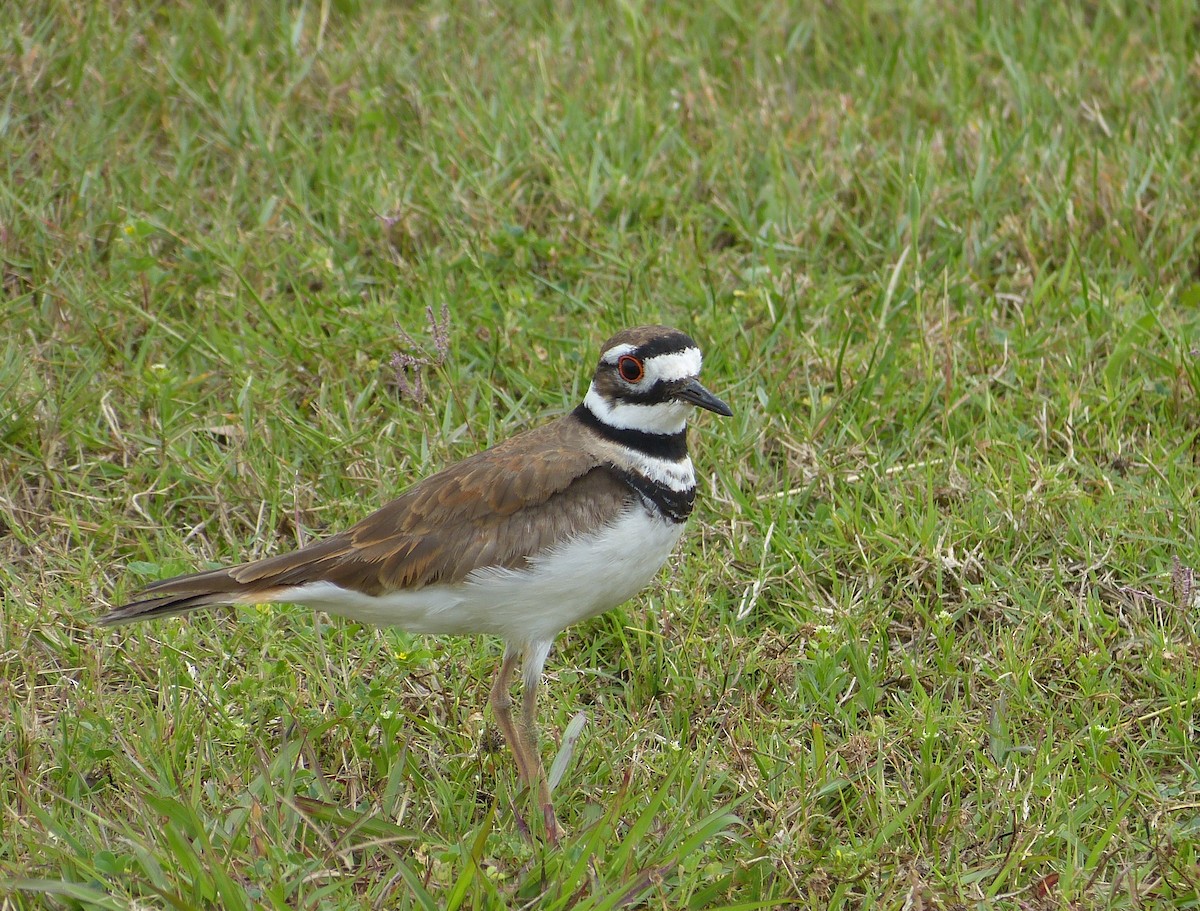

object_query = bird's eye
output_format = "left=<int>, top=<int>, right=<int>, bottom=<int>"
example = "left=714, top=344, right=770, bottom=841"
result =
left=617, top=355, right=645, bottom=383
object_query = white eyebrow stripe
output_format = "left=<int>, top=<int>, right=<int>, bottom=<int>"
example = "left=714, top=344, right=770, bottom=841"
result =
left=600, top=343, right=637, bottom=364
left=583, top=385, right=688, bottom=434
left=644, top=348, right=702, bottom=382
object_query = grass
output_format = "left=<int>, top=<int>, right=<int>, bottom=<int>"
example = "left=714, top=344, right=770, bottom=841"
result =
left=3, top=0, right=1200, bottom=906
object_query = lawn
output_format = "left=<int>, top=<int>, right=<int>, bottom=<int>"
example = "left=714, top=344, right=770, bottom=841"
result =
left=3, top=0, right=1200, bottom=907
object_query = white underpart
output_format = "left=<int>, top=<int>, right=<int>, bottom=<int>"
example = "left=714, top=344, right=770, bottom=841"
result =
left=270, top=506, right=685, bottom=649
left=583, top=384, right=689, bottom=434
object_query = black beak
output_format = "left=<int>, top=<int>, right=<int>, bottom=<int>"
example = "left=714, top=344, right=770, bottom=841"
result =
left=676, top=378, right=733, bottom=416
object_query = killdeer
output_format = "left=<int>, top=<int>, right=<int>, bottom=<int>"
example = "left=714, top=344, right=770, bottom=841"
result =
left=99, top=325, right=731, bottom=841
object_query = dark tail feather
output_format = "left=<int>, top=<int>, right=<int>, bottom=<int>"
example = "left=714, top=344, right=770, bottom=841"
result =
left=97, top=565, right=274, bottom=627
left=99, top=535, right=355, bottom=627
left=97, top=593, right=226, bottom=626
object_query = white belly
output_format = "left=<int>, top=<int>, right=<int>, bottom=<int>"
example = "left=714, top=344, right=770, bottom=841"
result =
left=277, top=506, right=685, bottom=646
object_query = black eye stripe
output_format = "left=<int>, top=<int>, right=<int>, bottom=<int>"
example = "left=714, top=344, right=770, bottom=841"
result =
left=612, top=380, right=673, bottom=405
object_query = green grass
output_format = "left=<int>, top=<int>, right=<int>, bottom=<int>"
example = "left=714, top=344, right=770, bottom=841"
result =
left=3, top=0, right=1200, bottom=907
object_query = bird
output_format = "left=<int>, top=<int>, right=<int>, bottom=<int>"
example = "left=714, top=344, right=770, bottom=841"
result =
left=98, top=324, right=732, bottom=842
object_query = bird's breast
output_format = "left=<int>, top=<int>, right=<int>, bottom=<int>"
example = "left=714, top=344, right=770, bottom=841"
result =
left=459, top=504, right=686, bottom=642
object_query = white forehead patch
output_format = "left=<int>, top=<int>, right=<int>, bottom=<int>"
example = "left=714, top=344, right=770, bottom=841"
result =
left=644, top=347, right=702, bottom=383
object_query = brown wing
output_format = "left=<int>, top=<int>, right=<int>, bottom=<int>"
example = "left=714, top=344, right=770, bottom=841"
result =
left=99, top=416, right=634, bottom=624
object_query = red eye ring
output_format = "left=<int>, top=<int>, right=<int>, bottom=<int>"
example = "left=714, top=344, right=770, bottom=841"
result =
left=617, top=355, right=645, bottom=383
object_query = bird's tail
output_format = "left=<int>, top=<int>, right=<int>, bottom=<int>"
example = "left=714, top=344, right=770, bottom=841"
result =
left=100, top=534, right=357, bottom=627
left=97, top=566, right=284, bottom=627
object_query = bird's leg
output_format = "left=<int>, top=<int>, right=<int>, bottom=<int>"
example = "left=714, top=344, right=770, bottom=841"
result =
left=489, top=645, right=535, bottom=785
left=489, top=641, right=559, bottom=843
left=519, top=671, right=558, bottom=843
left=520, top=641, right=557, bottom=843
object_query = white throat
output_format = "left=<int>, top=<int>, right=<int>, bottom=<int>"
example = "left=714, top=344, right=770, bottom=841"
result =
left=583, top=383, right=688, bottom=435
